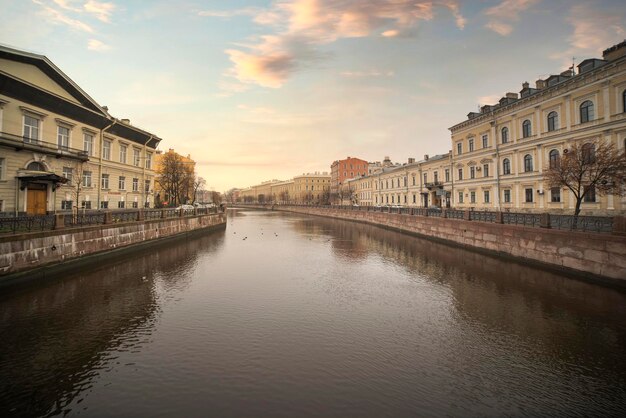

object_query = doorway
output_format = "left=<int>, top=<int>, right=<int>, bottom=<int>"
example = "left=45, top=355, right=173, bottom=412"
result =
left=26, top=183, right=47, bottom=215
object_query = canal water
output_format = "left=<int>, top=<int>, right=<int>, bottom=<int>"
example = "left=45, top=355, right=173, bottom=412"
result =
left=1, top=209, right=625, bottom=417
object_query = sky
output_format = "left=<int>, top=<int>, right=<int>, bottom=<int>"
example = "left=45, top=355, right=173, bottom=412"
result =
left=1, top=0, right=625, bottom=192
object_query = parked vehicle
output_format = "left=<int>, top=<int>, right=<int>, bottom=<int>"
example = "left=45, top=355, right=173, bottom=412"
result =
left=176, top=204, right=195, bottom=210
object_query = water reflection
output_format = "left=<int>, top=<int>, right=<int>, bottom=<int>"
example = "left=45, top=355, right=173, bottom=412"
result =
left=0, top=230, right=225, bottom=417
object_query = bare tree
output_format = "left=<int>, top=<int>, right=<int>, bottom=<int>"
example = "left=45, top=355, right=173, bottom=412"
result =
left=544, top=140, right=626, bottom=220
left=156, top=152, right=195, bottom=206
left=192, top=176, right=206, bottom=204
left=69, top=161, right=88, bottom=214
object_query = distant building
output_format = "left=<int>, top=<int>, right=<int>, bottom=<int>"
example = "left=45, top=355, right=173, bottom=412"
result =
left=330, top=156, right=369, bottom=204
left=0, top=45, right=161, bottom=215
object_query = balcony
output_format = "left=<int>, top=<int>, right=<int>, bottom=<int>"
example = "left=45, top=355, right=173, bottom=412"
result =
left=0, top=131, right=89, bottom=161
left=425, top=181, right=443, bottom=190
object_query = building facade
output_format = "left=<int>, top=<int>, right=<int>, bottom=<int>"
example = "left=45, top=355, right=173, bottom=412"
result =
left=330, top=156, right=368, bottom=203
left=449, top=41, right=626, bottom=215
left=0, top=45, right=161, bottom=215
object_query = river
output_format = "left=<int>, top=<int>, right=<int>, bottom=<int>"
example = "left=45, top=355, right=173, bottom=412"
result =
left=1, top=209, right=625, bottom=417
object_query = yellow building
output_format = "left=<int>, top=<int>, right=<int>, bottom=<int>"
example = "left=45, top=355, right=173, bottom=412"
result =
left=449, top=41, right=626, bottom=215
left=0, top=45, right=161, bottom=215
left=292, top=172, right=331, bottom=204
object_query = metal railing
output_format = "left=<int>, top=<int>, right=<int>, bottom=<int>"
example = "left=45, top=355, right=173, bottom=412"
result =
left=0, top=131, right=89, bottom=161
left=0, top=215, right=56, bottom=234
left=550, top=214, right=614, bottom=233
left=64, top=213, right=106, bottom=227
left=502, top=212, right=542, bottom=227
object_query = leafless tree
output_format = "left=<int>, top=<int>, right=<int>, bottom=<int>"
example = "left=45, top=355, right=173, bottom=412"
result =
left=544, top=140, right=626, bottom=220
left=156, top=152, right=194, bottom=206
left=192, top=176, right=206, bottom=204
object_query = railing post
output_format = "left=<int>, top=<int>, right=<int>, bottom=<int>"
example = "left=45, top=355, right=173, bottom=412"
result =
left=441, top=209, right=447, bottom=218
left=495, top=211, right=503, bottom=224
left=464, top=210, right=471, bottom=221
left=104, top=212, right=112, bottom=224
left=161, top=209, right=166, bottom=219
left=54, top=214, right=65, bottom=230
left=540, top=212, right=550, bottom=228
left=137, top=209, right=145, bottom=221
left=613, top=216, right=626, bottom=235
left=179, top=208, right=184, bottom=217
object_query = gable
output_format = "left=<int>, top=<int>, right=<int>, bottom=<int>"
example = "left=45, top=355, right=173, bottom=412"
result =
left=0, top=58, right=82, bottom=105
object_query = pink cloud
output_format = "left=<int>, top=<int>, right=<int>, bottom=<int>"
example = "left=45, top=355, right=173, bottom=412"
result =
left=484, top=0, right=540, bottom=36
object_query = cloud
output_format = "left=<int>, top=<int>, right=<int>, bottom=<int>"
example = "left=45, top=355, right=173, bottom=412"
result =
left=222, top=0, right=465, bottom=88
left=84, top=0, right=116, bottom=23
left=550, top=3, right=626, bottom=67
left=34, top=0, right=94, bottom=33
left=484, top=0, right=540, bottom=36
left=340, top=70, right=394, bottom=77
left=477, top=94, right=502, bottom=106
left=198, top=8, right=259, bottom=18
left=87, top=38, right=110, bottom=51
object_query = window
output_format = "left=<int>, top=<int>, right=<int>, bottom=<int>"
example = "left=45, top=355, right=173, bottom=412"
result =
left=145, top=152, right=152, bottom=169
left=119, top=144, right=127, bottom=163
left=551, top=187, right=561, bottom=202
left=445, top=169, right=450, bottom=182
left=119, top=176, right=126, bottom=190
left=103, top=140, right=111, bottom=160
left=484, top=190, right=490, bottom=203
left=503, top=189, right=511, bottom=203
left=482, top=135, right=488, bottom=148
left=118, top=200, right=125, bottom=209
left=434, top=172, right=438, bottom=183
left=132, top=201, right=138, bottom=209
left=412, top=176, right=416, bottom=186
left=0, top=157, right=5, bottom=180
left=27, top=161, right=45, bottom=171
left=458, top=168, right=463, bottom=180
left=547, top=111, right=559, bottom=132
left=144, top=180, right=150, bottom=193
left=470, top=191, right=476, bottom=203
left=133, top=178, right=139, bottom=192
left=469, top=138, right=474, bottom=152
left=501, top=127, right=509, bottom=144
left=404, top=177, right=407, bottom=187
left=133, top=149, right=141, bottom=166
left=580, top=100, right=594, bottom=123
left=83, top=171, right=92, bottom=187
left=62, top=167, right=73, bottom=185
left=584, top=185, right=596, bottom=202
left=100, top=201, right=108, bottom=209
left=522, top=119, right=532, bottom=138
left=57, top=126, right=70, bottom=150
left=525, top=188, right=533, bottom=202
left=413, top=194, right=416, bottom=203
left=457, top=142, right=462, bottom=155
left=470, top=166, right=475, bottom=179
left=23, top=115, right=40, bottom=142
left=423, top=173, right=427, bottom=184
left=458, top=192, right=463, bottom=203
left=582, top=143, right=596, bottom=164
left=623, top=90, right=626, bottom=113
left=549, top=149, right=560, bottom=169
left=524, top=154, right=533, bottom=172
left=81, top=201, right=92, bottom=209
left=61, top=200, right=73, bottom=210
left=503, top=158, right=511, bottom=175
left=83, top=133, right=94, bottom=156
left=101, top=174, right=109, bottom=189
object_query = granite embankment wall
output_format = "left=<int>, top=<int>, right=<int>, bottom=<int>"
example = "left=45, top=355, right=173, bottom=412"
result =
left=237, top=205, right=626, bottom=282
left=0, top=213, right=226, bottom=279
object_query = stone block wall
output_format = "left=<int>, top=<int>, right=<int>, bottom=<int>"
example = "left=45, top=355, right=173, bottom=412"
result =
left=0, top=213, right=226, bottom=277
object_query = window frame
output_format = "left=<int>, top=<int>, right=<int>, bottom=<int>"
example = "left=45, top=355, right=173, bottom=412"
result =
left=547, top=111, right=559, bottom=132
left=57, top=125, right=70, bottom=150
left=522, top=119, right=532, bottom=138
left=501, top=127, right=509, bottom=144
left=549, top=149, right=560, bottom=169
left=502, top=158, right=511, bottom=175
left=525, top=188, right=534, bottom=203
left=524, top=154, right=533, bottom=172
left=580, top=100, right=594, bottom=123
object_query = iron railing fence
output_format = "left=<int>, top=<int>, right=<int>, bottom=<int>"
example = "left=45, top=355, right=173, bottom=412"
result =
left=550, top=214, right=614, bottom=233
left=64, top=213, right=106, bottom=227
left=0, top=215, right=56, bottom=234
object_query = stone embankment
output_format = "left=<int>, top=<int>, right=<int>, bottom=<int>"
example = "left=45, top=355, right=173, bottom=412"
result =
left=0, top=212, right=226, bottom=282
left=235, top=205, right=626, bottom=283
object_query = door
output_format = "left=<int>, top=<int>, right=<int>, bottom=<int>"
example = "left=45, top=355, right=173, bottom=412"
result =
left=27, top=184, right=47, bottom=215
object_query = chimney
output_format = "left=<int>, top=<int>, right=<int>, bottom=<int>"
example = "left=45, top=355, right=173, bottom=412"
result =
left=424, top=154, right=429, bottom=161
left=603, top=40, right=626, bottom=61
left=522, top=81, right=529, bottom=89
left=121, top=118, right=130, bottom=125
left=408, top=157, right=415, bottom=164
left=535, top=79, right=546, bottom=89
left=102, top=105, right=109, bottom=111
left=506, top=92, right=518, bottom=99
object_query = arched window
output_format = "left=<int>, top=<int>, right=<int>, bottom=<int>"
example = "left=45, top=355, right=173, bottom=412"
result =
left=501, top=127, right=509, bottom=144
left=580, top=100, right=594, bottom=123
left=623, top=90, right=626, bottom=113
left=502, top=158, right=511, bottom=175
left=549, top=149, right=560, bottom=169
left=522, top=119, right=532, bottom=138
left=27, top=161, right=45, bottom=171
left=582, top=143, right=596, bottom=164
left=547, top=111, right=559, bottom=132
left=524, top=154, right=533, bottom=172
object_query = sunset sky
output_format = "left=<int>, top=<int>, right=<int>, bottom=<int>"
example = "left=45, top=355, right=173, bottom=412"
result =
left=1, top=0, right=625, bottom=192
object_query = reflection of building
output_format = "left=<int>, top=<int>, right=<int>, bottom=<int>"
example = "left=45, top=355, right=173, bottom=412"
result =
left=449, top=41, right=626, bottom=214
left=0, top=45, right=161, bottom=215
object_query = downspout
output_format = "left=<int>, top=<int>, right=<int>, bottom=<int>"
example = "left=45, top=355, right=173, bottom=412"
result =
left=142, top=136, right=152, bottom=208
left=493, top=118, right=501, bottom=210
left=99, top=119, right=116, bottom=209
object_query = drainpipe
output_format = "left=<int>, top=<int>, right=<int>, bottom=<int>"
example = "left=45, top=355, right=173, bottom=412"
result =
left=142, top=136, right=152, bottom=208
left=14, top=178, right=19, bottom=216
left=99, top=119, right=116, bottom=209
left=493, top=119, right=502, bottom=210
